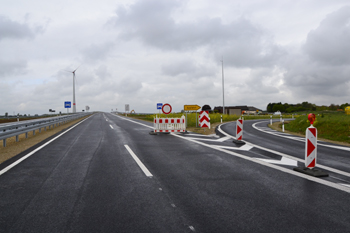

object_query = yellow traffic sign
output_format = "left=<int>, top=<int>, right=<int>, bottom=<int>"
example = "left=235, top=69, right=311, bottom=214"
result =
left=184, top=105, right=201, bottom=111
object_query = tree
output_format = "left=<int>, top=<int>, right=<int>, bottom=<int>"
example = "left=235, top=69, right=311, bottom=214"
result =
left=272, top=104, right=285, bottom=112
left=202, top=105, right=212, bottom=111
left=267, top=103, right=273, bottom=112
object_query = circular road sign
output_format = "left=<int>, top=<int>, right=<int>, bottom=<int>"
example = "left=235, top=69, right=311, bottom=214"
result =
left=162, top=103, right=172, bottom=114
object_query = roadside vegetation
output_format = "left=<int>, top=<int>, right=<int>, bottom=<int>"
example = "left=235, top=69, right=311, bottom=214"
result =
left=284, top=112, right=350, bottom=144
left=127, top=112, right=295, bottom=127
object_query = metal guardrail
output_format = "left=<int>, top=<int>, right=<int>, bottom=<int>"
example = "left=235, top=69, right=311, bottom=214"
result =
left=0, top=113, right=92, bottom=147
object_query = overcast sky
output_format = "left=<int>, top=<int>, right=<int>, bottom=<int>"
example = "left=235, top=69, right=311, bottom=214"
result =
left=1, top=0, right=350, bottom=115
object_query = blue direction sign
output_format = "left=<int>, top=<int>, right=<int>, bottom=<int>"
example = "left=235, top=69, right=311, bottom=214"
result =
left=157, top=103, right=163, bottom=110
left=65, top=101, right=71, bottom=108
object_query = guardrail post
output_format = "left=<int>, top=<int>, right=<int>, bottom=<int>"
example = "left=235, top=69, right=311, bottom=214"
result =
left=3, top=139, right=6, bottom=147
left=16, top=135, right=19, bottom=142
left=33, top=130, right=35, bottom=136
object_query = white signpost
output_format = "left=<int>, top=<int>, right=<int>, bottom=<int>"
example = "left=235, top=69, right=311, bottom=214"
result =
left=125, top=104, right=129, bottom=116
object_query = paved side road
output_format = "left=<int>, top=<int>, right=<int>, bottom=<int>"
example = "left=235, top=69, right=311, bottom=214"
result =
left=0, top=113, right=349, bottom=233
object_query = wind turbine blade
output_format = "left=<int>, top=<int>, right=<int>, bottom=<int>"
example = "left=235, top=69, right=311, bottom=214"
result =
left=73, top=64, right=81, bottom=72
left=61, top=69, right=73, bottom=73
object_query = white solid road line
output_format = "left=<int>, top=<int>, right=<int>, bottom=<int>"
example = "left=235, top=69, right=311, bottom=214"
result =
left=0, top=115, right=93, bottom=176
left=110, top=125, right=114, bottom=129
left=124, top=145, right=153, bottom=177
left=114, top=115, right=153, bottom=129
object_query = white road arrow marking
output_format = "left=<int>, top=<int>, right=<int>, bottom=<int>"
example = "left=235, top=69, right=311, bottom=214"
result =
left=217, top=144, right=253, bottom=151
left=255, top=157, right=298, bottom=166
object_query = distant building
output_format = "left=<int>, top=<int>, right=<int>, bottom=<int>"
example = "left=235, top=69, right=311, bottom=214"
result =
left=214, top=105, right=262, bottom=116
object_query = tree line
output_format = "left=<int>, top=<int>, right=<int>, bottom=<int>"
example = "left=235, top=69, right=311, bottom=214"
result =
left=266, top=102, right=349, bottom=113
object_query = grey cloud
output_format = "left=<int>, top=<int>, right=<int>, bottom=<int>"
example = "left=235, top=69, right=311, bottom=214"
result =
left=161, top=60, right=216, bottom=78
left=304, top=6, right=350, bottom=65
left=0, top=15, right=38, bottom=41
left=81, top=42, right=115, bottom=63
left=244, top=68, right=280, bottom=94
left=0, top=59, right=27, bottom=77
left=116, top=78, right=143, bottom=94
left=282, top=53, right=350, bottom=99
left=111, top=0, right=284, bottom=68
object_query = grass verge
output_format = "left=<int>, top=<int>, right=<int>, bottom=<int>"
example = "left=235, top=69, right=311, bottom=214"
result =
left=270, top=121, right=350, bottom=147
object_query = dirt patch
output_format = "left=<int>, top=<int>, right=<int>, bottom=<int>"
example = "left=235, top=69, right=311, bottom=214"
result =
left=0, top=116, right=90, bottom=164
left=186, top=122, right=222, bottom=135
left=269, top=121, right=350, bottom=147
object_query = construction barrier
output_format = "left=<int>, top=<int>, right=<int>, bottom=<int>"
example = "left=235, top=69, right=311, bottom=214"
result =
left=293, top=113, right=328, bottom=177
left=305, top=113, right=317, bottom=168
left=305, top=125, right=317, bottom=168
left=236, top=118, right=243, bottom=140
left=199, top=111, right=210, bottom=129
left=154, top=115, right=186, bottom=133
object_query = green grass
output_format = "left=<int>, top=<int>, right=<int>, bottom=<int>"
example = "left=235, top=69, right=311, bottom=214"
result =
left=285, top=113, right=350, bottom=143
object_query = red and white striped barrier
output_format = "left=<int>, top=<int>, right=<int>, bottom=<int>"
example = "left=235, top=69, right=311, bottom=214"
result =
left=236, top=118, right=243, bottom=140
left=154, top=115, right=186, bottom=133
left=305, top=125, right=317, bottom=168
left=294, top=113, right=328, bottom=177
left=199, top=111, right=210, bottom=129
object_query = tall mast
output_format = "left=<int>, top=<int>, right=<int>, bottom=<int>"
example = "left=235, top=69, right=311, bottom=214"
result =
left=221, top=57, right=225, bottom=115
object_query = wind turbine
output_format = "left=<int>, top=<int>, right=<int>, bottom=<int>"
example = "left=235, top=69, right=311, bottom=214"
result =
left=64, top=66, right=80, bottom=113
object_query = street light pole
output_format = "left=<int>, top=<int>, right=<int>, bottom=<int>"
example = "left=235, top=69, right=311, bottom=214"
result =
left=221, top=57, right=225, bottom=115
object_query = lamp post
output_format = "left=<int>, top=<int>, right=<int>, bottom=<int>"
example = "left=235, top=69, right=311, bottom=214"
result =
left=221, top=58, right=225, bottom=115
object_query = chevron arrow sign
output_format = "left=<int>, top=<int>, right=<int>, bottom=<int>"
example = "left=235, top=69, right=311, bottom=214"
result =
left=199, top=111, right=210, bottom=129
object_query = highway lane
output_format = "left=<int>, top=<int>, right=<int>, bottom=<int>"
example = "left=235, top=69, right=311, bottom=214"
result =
left=0, top=113, right=350, bottom=232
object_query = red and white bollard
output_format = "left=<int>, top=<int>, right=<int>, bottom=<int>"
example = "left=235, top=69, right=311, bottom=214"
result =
left=236, top=118, right=243, bottom=141
left=294, top=113, right=328, bottom=177
left=305, top=114, right=317, bottom=168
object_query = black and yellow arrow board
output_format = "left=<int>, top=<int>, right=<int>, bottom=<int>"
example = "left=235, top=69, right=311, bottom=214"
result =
left=184, top=105, right=201, bottom=111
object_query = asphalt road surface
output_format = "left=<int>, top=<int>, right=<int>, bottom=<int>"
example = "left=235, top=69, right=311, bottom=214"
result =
left=0, top=113, right=349, bottom=233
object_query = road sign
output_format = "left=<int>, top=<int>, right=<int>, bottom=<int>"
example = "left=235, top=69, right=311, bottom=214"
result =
left=64, top=101, right=71, bottom=108
left=184, top=105, right=201, bottom=111
left=125, top=104, right=129, bottom=112
left=157, top=103, right=163, bottom=110
left=162, top=103, right=172, bottom=114
left=199, top=111, right=210, bottom=128
left=236, top=118, right=243, bottom=140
